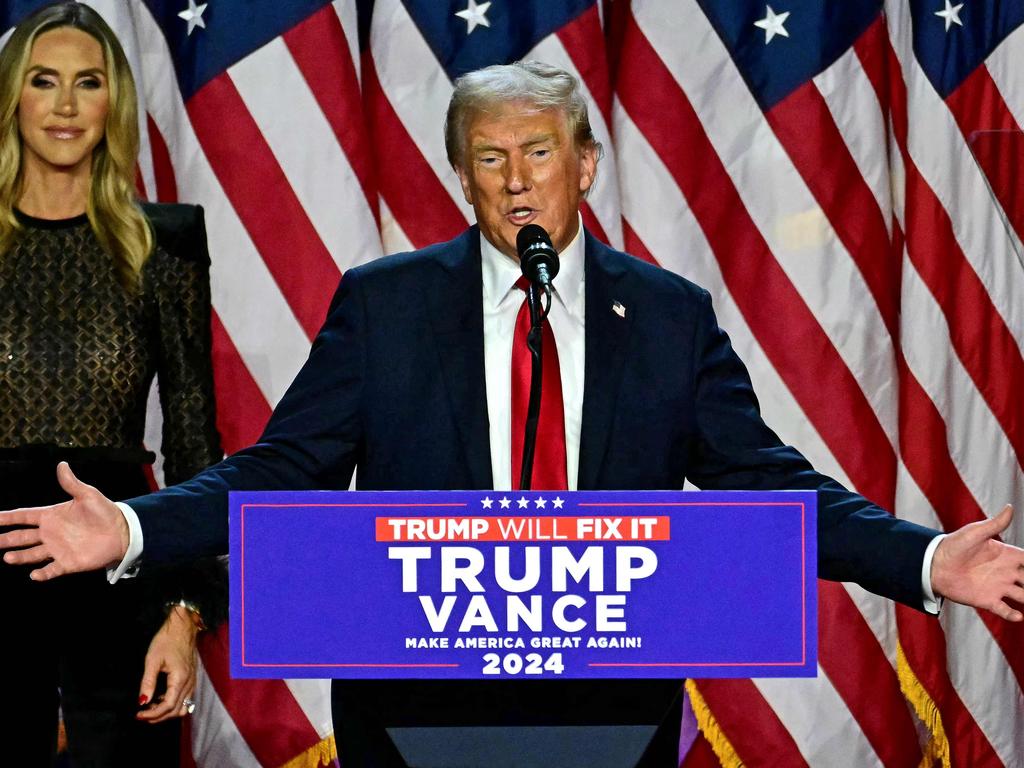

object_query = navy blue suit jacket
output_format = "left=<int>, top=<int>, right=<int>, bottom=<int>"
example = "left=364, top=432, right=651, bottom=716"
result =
left=132, top=227, right=937, bottom=610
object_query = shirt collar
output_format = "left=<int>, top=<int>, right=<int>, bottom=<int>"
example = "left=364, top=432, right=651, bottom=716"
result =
left=480, top=213, right=585, bottom=315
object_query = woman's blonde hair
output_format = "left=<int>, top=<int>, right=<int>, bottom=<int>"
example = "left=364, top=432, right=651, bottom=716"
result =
left=0, top=1, right=152, bottom=289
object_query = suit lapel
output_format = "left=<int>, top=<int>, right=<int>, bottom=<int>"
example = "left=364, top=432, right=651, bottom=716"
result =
left=425, top=229, right=493, bottom=489
left=578, top=232, right=634, bottom=490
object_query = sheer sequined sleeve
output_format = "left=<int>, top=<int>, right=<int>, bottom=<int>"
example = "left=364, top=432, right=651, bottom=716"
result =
left=142, top=205, right=226, bottom=628
left=144, top=206, right=222, bottom=485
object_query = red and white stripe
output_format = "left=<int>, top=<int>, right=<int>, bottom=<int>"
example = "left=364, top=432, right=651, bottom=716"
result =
left=614, top=0, right=1023, bottom=765
left=615, top=3, right=914, bottom=764
left=882, top=4, right=1024, bottom=766
left=91, top=1, right=368, bottom=764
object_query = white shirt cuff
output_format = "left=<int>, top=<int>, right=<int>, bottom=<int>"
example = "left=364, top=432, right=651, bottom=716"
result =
left=921, top=533, right=946, bottom=615
left=106, top=502, right=144, bottom=583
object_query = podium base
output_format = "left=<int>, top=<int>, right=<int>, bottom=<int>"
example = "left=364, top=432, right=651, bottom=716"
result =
left=332, top=679, right=684, bottom=768
left=386, top=725, right=658, bottom=768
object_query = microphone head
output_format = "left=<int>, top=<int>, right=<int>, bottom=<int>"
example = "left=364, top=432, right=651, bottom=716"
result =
left=516, top=224, right=560, bottom=283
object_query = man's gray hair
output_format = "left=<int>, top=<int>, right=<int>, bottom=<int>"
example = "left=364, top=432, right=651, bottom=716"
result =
left=444, top=60, right=602, bottom=168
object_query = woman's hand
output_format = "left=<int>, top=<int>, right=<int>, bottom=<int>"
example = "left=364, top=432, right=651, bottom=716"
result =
left=136, top=604, right=202, bottom=723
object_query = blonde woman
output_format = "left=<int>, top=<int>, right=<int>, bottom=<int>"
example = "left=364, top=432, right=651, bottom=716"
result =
left=0, top=3, right=224, bottom=765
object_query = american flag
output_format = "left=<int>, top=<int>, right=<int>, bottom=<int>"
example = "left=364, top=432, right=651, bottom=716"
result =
left=3, top=0, right=1021, bottom=765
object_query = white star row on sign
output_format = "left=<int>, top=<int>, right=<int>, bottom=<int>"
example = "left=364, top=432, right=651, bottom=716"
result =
left=754, top=5, right=790, bottom=44
left=178, top=0, right=207, bottom=35
left=484, top=496, right=565, bottom=509
left=456, top=0, right=491, bottom=35
left=935, top=0, right=964, bottom=32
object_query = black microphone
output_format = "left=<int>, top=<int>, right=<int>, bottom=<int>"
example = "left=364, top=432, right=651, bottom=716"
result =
left=516, top=224, right=560, bottom=289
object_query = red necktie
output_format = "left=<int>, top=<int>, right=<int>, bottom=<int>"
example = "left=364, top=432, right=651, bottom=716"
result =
left=511, top=276, right=568, bottom=490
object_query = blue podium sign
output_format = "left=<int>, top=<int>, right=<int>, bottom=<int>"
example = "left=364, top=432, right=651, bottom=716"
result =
left=229, top=490, right=816, bottom=679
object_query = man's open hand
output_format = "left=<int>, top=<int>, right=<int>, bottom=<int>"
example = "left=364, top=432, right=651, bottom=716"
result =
left=0, top=462, right=129, bottom=580
left=931, top=505, right=1024, bottom=621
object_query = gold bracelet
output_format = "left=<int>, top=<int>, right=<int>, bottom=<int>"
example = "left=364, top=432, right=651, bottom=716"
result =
left=167, top=599, right=206, bottom=631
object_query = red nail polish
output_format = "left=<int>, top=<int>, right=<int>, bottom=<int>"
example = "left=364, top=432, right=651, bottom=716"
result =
left=139, top=694, right=148, bottom=705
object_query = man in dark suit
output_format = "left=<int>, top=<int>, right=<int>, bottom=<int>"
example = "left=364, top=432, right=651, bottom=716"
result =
left=3, top=61, right=1023, bottom=765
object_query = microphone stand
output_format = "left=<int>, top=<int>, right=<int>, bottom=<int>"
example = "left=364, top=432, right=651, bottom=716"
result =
left=518, top=282, right=548, bottom=490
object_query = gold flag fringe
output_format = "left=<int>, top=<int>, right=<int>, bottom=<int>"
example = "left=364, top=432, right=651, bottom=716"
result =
left=277, top=733, right=338, bottom=768
left=918, top=736, right=947, bottom=768
left=685, top=680, right=745, bottom=767
left=896, top=641, right=951, bottom=768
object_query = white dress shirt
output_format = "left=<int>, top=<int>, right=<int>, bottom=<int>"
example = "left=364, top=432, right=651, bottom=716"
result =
left=481, top=219, right=585, bottom=491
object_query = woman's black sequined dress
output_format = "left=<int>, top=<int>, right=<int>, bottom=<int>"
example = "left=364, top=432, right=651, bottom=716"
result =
left=0, top=203, right=225, bottom=768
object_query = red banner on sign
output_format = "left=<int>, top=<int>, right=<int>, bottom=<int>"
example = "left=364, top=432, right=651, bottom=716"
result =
left=375, top=516, right=671, bottom=542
